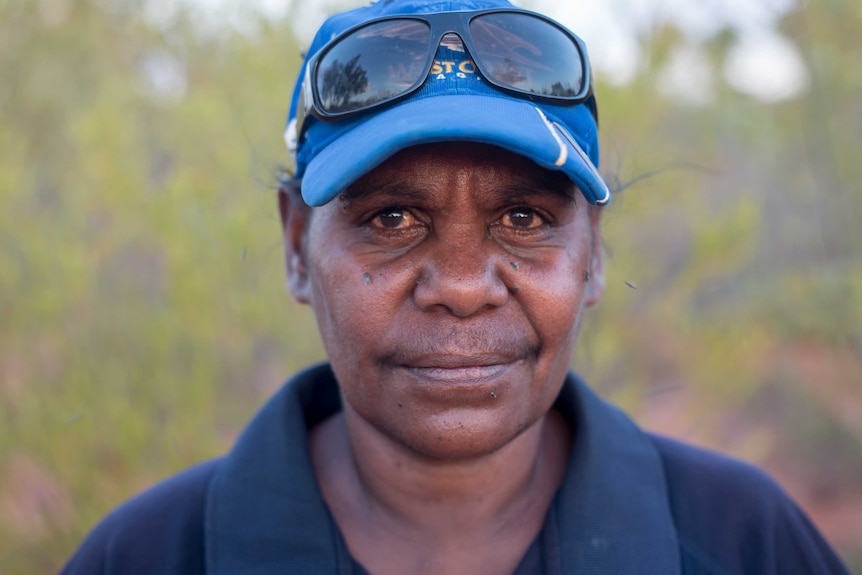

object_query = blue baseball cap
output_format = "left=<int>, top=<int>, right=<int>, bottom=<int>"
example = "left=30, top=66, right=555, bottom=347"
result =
left=284, top=0, right=611, bottom=207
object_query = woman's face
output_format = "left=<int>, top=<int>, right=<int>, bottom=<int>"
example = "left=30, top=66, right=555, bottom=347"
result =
left=284, top=142, right=604, bottom=460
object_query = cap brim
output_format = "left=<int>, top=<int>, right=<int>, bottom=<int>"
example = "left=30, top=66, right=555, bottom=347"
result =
left=300, top=95, right=610, bottom=207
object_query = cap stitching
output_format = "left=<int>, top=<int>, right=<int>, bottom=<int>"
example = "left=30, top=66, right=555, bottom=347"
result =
left=552, top=120, right=611, bottom=205
left=533, top=107, right=567, bottom=167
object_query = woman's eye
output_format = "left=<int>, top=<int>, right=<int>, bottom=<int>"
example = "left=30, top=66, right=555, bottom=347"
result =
left=370, top=208, right=416, bottom=230
left=502, top=208, right=544, bottom=229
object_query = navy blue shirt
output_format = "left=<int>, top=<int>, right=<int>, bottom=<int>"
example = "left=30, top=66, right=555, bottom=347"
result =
left=60, top=364, right=850, bottom=574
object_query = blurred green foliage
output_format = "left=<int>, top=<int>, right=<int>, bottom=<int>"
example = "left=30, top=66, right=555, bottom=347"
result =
left=0, top=0, right=860, bottom=573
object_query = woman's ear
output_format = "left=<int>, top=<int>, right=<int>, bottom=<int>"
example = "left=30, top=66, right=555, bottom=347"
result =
left=278, top=182, right=312, bottom=304
left=584, top=204, right=605, bottom=308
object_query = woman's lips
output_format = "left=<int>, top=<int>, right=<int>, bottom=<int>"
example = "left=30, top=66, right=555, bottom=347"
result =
left=405, top=363, right=511, bottom=385
left=400, top=354, right=523, bottom=385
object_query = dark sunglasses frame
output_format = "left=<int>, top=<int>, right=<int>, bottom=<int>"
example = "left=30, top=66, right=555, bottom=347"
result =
left=295, top=8, right=596, bottom=143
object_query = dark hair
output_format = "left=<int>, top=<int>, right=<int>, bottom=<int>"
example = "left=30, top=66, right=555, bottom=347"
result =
left=277, top=176, right=315, bottom=219
left=277, top=175, right=302, bottom=200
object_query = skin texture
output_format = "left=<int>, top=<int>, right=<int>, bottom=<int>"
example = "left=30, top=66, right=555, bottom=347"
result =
left=279, top=142, right=604, bottom=575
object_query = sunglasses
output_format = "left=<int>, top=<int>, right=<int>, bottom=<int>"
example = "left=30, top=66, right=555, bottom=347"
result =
left=295, top=8, right=596, bottom=143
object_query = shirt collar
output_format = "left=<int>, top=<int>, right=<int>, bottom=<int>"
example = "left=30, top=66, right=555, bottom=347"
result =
left=206, top=364, right=680, bottom=574
left=550, top=378, right=681, bottom=574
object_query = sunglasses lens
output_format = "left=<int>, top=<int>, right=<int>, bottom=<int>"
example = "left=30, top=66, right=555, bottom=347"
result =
left=316, top=19, right=431, bottom=115
left=469, top=13, right=585, bottom=98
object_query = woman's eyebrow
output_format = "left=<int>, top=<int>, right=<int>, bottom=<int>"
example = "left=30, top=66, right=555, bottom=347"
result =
left=339, top=181, right=428, bottom=208
left=497, top=181, right=578, bottom=203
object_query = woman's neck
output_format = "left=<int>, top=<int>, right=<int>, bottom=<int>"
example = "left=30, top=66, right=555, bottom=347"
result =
left=309, top=406, right=572, bottom=574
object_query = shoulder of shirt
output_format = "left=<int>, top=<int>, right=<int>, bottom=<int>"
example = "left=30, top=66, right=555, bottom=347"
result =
left=647, top=434, right=850, bottom=575
left=58, top=458, right=221, bottom=575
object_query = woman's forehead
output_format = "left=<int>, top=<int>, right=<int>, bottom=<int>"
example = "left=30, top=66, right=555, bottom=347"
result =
left=340, top=142, right=578, bottom=204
